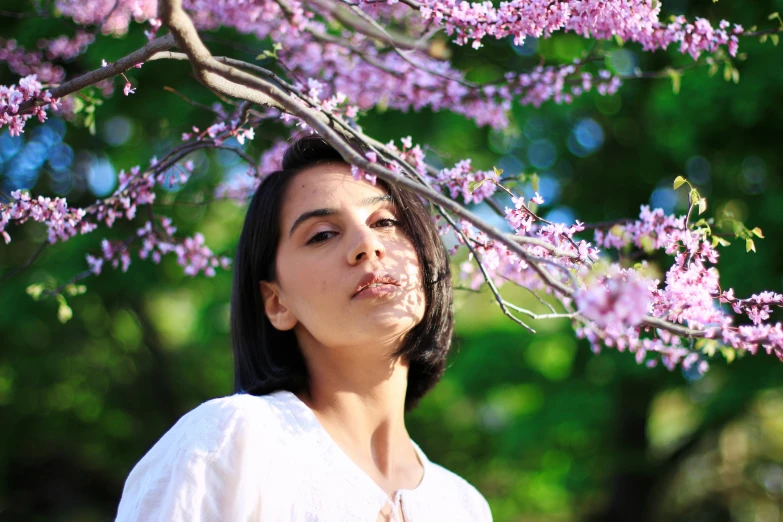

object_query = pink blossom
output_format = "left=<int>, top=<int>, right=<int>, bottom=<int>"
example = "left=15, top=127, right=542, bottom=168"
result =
left=415, top=0, right=740, bottom=61
left=0, top=75, right=59, bottom=137
left=0, top=189, right=92, bottom=244
left=575, top=267, right=651, bottom=334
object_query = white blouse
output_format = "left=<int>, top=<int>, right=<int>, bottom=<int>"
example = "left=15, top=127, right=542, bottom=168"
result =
left=114, top=390, right=492, bottom=521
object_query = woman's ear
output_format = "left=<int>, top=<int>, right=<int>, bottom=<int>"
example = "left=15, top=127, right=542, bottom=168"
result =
left=259, top=280, right=297, bottom=331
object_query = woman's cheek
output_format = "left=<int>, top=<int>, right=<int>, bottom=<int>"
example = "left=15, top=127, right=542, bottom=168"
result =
left=320, top=277, right=330, bottom=296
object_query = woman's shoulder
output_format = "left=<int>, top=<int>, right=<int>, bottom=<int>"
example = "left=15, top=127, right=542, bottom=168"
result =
left=115, top=392, right=296, bottom=520
left=147, top=392, right=289, bottom=461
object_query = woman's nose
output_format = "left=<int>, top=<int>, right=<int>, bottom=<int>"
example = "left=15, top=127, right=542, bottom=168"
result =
left=347, top=226, right=386, bottom=264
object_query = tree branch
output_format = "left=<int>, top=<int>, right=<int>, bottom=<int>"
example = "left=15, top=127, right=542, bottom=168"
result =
left=158, top=0, right=720, bottom=344
left=16, top=33, right=177, bottom=115
left=306, top=0, right=436, bottom=56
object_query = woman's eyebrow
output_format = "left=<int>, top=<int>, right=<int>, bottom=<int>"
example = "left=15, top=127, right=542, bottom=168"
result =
left=288, top=195, right=392, bottom=238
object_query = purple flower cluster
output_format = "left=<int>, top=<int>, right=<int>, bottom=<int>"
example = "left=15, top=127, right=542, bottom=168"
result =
left=0, top=0, right=777, bottom=371
left=47, top=0, right=625, bottom=130
left=651, top=252, right=725, bottom=329
left=575, top=265, right=652, bottom=335
left=0, top=75, right=59, bottom=137
left=418, top=0, right=742, bottom=59
left=182, top=118, right=256, bottom=146
left=55, top=0, right=157, bottom=35
left=505, top=195, right=536, bottom=234
left=437, top=159, right=500, bottom=204
left=41, top=31, right=95, bottom=61
left=1, top=189, right=95, bottom=245
left=721, top=289, right=783, bottom=326
left=86, top=217, right=231, bottom=278
left=215, top=140, right=289, bottom=202
left=431, top=153, right=783, bottom=371
left=174, top=232, right=232, bottom=277
left=508, top=65, right=622, bottom=108
left=0, top=32, right=94, bottom=85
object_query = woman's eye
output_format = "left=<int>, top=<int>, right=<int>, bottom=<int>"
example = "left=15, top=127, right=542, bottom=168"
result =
left=306, top=219, right=398, bottom=245
left=374, top=218, right=400, bottom=228
left=307, top=231, right=336, bottom=244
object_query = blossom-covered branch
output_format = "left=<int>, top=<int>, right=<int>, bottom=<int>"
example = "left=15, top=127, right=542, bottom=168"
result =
left=0, top=0, right=780, bottom=375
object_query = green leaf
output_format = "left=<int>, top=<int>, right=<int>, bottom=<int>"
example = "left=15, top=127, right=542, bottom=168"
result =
left=746, top=238, right=756, bottom=253
left=699, top=339, right=718, bottom=357
left=768, top=11, right=780, bottom=21
left=771, top=34, right=780, bottom=47
left=492, top=166, right=504, bottom=178
left=752, top=227, right=764, bottom=238
left=25, top=284, right=44, bottom=301
left=72, top=96, right=85, bottom=114
left=640, top=235, right=655, bottom=254
left=468, top=179, right=489, bottom=194
left=723, top=63, right=732, bottom=82
left=673, top=175, right=687, bottom=190
left=721, top=347, right=736, bottom=364
left=56, top=295, right=73, bottom=324
left=530, top=173, right=540, bottom=193
left=256, top=45, right=281, bottom=60
left=65, top=283, right=87, bottom=297
left=665, top=67, right=681, bottom=94
left=689, top=188, right=700, bottom=205
left=698, top=197, right=707, bottom=215
left=712, top=236, right=731, bottom=247
left=84, top=111, right=96, bottom=135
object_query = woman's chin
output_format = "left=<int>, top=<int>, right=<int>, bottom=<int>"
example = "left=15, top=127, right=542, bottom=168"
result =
left=343, top=317, right=419, bottom=343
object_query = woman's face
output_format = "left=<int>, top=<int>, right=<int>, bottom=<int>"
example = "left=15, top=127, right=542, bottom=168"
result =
left=260, top=162, right=426, bottom=356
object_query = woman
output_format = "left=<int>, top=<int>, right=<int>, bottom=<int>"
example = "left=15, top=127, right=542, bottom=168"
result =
left=114, top=134, right=492, bottom=521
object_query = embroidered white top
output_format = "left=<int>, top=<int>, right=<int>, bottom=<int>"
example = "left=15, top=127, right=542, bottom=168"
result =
left=114, top=390, right=492, bottom=522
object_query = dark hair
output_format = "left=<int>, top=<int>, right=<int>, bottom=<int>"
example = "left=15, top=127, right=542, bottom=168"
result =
left=231, top=134, right=453, bottom=411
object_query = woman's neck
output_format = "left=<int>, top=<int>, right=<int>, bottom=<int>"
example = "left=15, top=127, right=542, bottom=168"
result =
left=295, top=344, right=423, bottom=494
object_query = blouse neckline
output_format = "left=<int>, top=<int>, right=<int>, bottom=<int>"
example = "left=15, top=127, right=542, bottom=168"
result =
left=272, top=389, right=431, bottom=504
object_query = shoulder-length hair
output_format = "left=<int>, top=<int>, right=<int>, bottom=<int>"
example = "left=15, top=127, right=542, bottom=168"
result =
left=231, top=134, right=453, bottom=411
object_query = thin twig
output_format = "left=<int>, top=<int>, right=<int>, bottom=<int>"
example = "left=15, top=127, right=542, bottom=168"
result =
left=502, top=300, right=578, bottom=321
left=0, top=242, right=49, bottom=282
left=497, top=273, right=558, bottom=314
left=163, top=85, right=222, bottom=113
left=447, top=212, right=536, bottom=333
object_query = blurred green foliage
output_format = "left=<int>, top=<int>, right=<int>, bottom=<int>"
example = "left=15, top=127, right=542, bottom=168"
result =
left=1, top=0, right=783, bottom=521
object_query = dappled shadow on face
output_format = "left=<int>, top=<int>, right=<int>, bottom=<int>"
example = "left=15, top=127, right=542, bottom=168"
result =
left=272, top=165, right=431, bottom=358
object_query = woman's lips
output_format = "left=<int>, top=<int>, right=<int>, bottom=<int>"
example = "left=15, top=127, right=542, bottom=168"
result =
left=353, top=283, right=400, bottom=299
